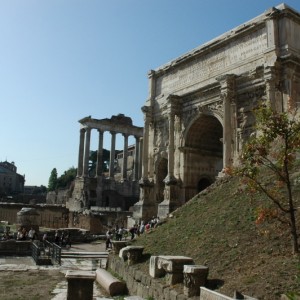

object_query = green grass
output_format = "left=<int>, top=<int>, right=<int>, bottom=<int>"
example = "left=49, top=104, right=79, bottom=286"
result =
left=132, top=176, right=300, bottom=299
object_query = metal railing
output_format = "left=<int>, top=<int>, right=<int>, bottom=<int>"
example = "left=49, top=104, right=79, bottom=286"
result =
left=51, top=241, right=61, bottom=265
left=31, top=240, right=61, bottom=265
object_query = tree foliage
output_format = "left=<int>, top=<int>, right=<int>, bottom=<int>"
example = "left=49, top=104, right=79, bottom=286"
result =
left=236, top=104, right=300, bottom=253
left=88, top=149, right=110, bottom=176
left=56, top=167, right=77, bottom=189
left=48, top=168, right=58, bottom=191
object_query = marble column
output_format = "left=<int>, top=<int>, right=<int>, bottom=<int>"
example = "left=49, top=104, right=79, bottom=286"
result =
left=218, top=75, right=236, bottom=169
left=77, top=128, right=85, bottom=177
left=109, top=131, right=116, bottom=179
left=133, top=136, right=140, bottom=181
left=133, top=107, right=155, bottom=221
left=96, top=130, right=104, bottom=177
left=138, top=137, right=143, bottom=180
left=122, top=133, right=128, bottom=180
left=140, top=106, right=151, bottom=183
left=83, top=127, right=91, bottom=177
left=164, top=112, right=177, bottom=184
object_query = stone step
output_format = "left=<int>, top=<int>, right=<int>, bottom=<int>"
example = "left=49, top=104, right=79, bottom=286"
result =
left=61, top=251, right=108, bottom=259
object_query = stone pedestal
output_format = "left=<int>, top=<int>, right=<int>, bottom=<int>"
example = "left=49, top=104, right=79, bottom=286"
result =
left=155, top=255, right=194, bottom=285
left=149, top=256, right=165, bottom=278
left=16, top=207, right=39, bottom=232
left=183, top=265, right=209, bottom=297
left=119, top=246, right=144, bottom=265
left=111, top=241, right=127, bottom=254
left=65, top=270, right=96, bottom=300
left=157, top=184, right=181, bottom=219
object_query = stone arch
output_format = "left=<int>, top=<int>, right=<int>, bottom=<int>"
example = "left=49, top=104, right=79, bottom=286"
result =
left=197, top=176, right=212, bottom=192
left=182, top=113, right=223, bottom=200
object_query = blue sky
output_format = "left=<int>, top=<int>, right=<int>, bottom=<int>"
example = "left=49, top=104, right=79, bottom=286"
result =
left=1, top=0, right=300, bottom=187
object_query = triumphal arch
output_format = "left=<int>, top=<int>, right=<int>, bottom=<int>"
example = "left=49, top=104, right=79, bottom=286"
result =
left=133, top=4, right=300, bottom=221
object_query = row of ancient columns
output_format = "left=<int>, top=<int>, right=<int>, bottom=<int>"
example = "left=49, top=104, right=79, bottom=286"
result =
left=77, top=128, right=142, bottom=181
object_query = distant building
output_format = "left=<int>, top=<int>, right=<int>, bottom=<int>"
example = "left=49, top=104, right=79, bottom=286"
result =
left=0, top=161, right=25, bottom=195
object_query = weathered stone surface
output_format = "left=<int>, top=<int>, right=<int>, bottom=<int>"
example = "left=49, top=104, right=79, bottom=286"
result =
left=149, top=255, right=165, bottom=278
left=156, top=255, right=194, bottom=285
left=65, top=270, right=96, bottom=300
left=157, top=255, right=194, bottom=272
left=119, top=245, right=144, bottom=265
left=183, top=265, right=209, bottom=297
left=199, top=287, right=259, bottom=300
left=112, top=240, right=128, bottom=254
left=95, top=268, right=126, bottom=296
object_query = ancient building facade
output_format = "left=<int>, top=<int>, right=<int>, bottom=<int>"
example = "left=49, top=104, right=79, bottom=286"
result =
left=67, top=114, right=143, bottom=214
left=133, top=4, right=300, bottom=221
left=0, top=161, right=25, bottom=196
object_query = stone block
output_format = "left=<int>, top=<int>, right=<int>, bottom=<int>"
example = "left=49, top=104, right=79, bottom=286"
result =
left=170, top=288, right=179, bottom=300
left=149, top=255, right=165, bottom=278
left=112, top=240, right=128, bottom=254
left=119, top=246, right=144, bottom=265
left=157, top=255, right=194, bottom=285
left=200, top=287, right=235, bottom=300
left=65, top=270, right=96, bottom=300
left=183, top=265, right=209, bottom=297
left=134, top=269, right=143, bottom=282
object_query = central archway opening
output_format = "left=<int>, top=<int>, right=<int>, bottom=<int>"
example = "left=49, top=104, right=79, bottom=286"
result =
left=184, top=114, right=223, bottom=200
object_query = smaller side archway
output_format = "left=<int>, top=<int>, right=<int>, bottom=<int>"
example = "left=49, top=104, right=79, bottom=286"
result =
left=156, top=158, right=168, bottom=203
left=197, top=177, right=212, bottom=193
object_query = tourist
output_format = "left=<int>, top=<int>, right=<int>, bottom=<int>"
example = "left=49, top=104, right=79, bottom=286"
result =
left=116, top=227, right=124, bottom=241
left=129, top=225, right=137, bottom=240
left=139, top=221, right=145, bottom=234
left=64, top=231, right=71, bottom=248
left=145, top=223, right=151, bottom=233
left=17, top=227, right=26, bottom=240
left=60, top=231, right=65, bottom=246
left=22, top=227, right=28, bottom=239
left=54, top=230, right=60, bottom=244
left=42, top=232, right=48, bottom=247
left=28, top=227, right=36, bottom=240
left=105, top=228, right=112, bottom=250
left=16, top=228, right=23, bottom=240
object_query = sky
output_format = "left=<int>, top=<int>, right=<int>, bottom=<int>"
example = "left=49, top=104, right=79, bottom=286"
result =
left=1, top=0, right=300, bottom=187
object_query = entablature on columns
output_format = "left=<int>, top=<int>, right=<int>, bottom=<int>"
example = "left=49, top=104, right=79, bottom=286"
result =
left=79, top=115, right=143, bottom=138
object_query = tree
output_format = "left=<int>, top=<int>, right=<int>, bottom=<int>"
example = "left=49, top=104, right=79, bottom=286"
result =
left=88, top=149, right=110, bottom=176
left=56, top=167, right=77, bottom=189
left=236, top=104, right=300, bottom=253
left=48, top=168, right=58, bottom=191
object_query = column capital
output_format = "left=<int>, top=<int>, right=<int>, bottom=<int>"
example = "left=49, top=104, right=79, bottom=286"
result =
left=217, top=74, right=236, bottom=104
left=141, top=106, right=152, bottom=120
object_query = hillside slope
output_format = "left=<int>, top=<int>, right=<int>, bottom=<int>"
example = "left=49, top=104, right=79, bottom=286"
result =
left=133, top=176, right=300, bottom=300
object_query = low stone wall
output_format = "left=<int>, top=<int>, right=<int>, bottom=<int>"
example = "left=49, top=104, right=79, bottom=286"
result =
left=108, top=254, right=189, bottom=300
left=0, top=240, right=32, bottom=256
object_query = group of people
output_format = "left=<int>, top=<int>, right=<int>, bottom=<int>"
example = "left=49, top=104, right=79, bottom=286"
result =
left=105, top=216, right=161, bottom=250
left=54, top=230, right=71, bottom=248
left=16, top=227, right=36, bottom=241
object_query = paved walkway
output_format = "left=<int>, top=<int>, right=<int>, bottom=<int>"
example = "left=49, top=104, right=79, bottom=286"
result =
left=0, top=241, right=144, bottom=300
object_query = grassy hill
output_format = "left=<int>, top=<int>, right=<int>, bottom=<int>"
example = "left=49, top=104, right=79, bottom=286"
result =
left=132, top=176, right=300, bottom=300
